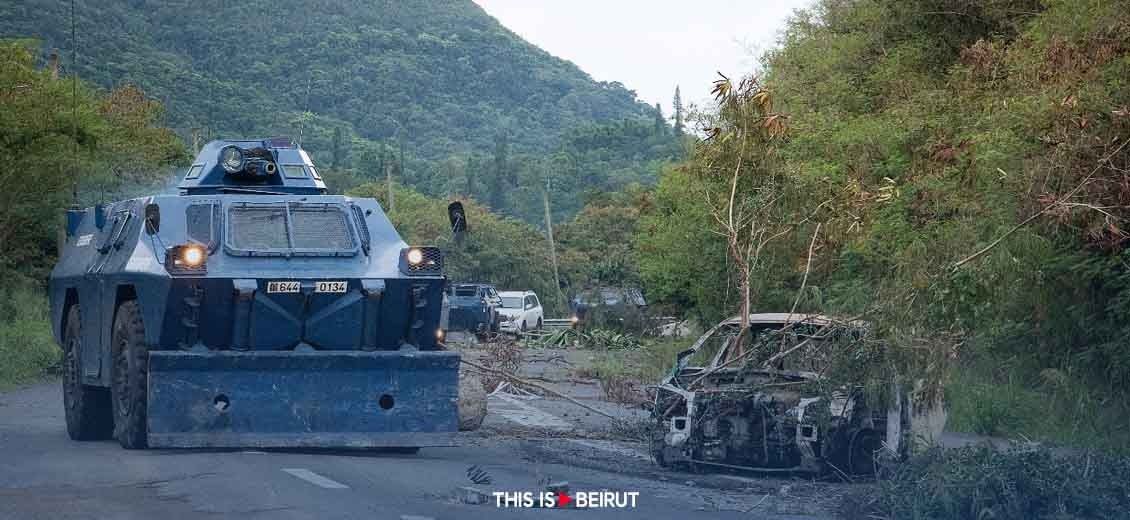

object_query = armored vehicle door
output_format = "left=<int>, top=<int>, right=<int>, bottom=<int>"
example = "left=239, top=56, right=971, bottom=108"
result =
left=82, top=203, right=137, bottom=379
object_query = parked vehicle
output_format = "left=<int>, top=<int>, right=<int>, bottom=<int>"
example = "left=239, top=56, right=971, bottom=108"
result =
left=570, top=286, right=646, bottom=328
left=446, top=283, right=502, bottom=338
left=497, top=290, right=544, bottom=333
left=48, top=138, right=460, bottom=450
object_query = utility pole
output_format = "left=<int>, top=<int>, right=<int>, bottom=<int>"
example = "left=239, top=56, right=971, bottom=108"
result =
left=385, top=145, right=395, bottom=213
left=543, top=175, right=563, bottom=307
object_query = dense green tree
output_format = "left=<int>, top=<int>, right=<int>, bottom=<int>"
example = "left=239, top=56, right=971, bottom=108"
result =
left=348, top=182, right=564, bottom=315
left=653, top=103, right=666, bottom=135
left=672, top=86, right=685, bottom=136
left=0, top=41, right=187, bottom=280
left=331, top=126, right=344, bottom=169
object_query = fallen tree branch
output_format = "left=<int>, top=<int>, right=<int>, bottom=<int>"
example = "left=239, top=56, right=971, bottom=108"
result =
left=952, top=138, right=1129, bottom=271
left=460, top=358, right=617, bottom=420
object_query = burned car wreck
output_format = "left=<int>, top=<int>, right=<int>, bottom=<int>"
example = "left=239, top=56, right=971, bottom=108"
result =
left=651, top=314, right=911, bottom=475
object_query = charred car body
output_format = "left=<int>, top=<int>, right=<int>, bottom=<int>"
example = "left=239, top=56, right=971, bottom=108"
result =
left=651, top=314, right=910, bottom=475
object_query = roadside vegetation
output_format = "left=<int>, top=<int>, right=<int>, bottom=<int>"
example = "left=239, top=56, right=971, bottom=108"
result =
left=0, top=284, right=58, bottom=389
left=0, top=41, right=185, bottom=387
left=635, top=0, right=1130, bottom=454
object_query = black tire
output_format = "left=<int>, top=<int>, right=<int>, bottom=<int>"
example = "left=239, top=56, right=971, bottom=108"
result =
left=62, top=305, right=113, bottom=441
left=111, top=301, right=148, bottom=449
left=536, top=318, right=543, bottom=330
left=847, top=429, right=882, bottom=475
left=520, top=321, right=527, bottom=333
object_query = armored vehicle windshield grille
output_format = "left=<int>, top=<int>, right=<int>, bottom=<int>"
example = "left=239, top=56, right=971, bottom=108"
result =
left=290, top=207, right=352, bottom=249
left=230, top=207, right=289, bottom=250
left=227, top=203, right=356, bottom=255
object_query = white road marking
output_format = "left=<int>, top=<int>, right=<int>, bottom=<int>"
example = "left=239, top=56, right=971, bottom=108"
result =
left=488, top=393, right=572, bottom=430
left=282, top=468, right=349, bottom=489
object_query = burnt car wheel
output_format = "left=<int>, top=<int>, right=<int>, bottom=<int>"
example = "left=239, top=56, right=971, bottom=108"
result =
left=62, top=305, right=113, bottom=441
left=848, top=428, right=883, bottom=475
left=111, top=300, right=149, bottom=449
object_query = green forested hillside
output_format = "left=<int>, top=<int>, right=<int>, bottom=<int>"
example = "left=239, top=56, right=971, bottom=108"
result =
left=0, top=0, right=680, bottom=223
left=0, top=0, right=657, bottom=161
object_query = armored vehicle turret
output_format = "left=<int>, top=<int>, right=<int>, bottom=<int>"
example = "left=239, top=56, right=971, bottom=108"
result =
left=49, top=138, right=459, bottom=449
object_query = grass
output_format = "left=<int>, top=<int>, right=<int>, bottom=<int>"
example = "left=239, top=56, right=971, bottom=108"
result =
left=945, top=359, right=1130, bottom=453
left=845, top=444, right=1130, bottom=520
left=568, top=336, right=692, bottom=405
left=0, top=284, right=60, bottom=389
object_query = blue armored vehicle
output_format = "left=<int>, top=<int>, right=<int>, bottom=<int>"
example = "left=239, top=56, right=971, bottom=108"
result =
left=446, top=282, right=502, bottom=339
left=49, top=138, right=458, bottom=449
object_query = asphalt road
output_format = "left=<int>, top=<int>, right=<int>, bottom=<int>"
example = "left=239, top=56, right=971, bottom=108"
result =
left=0, top=380, right=832, bottom=520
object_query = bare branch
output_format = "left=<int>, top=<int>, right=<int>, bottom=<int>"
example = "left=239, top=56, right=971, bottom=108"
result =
left=789, top=222, right=822, bottom=317
left=953, top=138, right=1129, bottom=271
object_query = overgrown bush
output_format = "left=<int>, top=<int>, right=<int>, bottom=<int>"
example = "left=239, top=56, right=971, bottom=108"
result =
left=849, top=445, right=1130, bottom=520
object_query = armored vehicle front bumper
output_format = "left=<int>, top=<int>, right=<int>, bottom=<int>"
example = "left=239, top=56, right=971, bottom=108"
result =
left=147, top=349, right=459, bottom=448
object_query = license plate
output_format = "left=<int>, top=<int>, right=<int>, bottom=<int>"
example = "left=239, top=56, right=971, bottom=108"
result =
left=316, top=281, right=348, bottom=293
left=267, top=281, right=301, bottom=293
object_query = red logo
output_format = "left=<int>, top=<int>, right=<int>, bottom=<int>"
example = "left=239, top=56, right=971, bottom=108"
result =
left=556, top=491, right=573, bottom=508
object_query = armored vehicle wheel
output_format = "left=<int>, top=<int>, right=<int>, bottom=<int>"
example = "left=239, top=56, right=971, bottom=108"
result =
left=111, top=301, right=148, bottom=449
left=62, top=305, right=113, bottom=440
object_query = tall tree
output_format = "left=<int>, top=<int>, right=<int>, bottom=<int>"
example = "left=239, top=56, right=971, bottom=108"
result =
left=653, top=102, right=666, bottom=135
left=673, top=86, right=685, bottom=136
left=331, top=126, right=344, bottom=169
left=691, top=74, right=797, bottom=359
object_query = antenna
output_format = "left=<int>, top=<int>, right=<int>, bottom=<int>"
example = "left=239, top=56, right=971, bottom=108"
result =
left=70, top=0, right=78, bottom=205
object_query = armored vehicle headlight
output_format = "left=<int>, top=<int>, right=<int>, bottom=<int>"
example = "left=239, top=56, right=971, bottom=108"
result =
left=165, top=243, right=207, bottom=274
left=219, top=145, right=245, bottom=173
left=399, top=246, right=443, bottom=275
left=181, top=245, right=205, bottom=267
left=406, top=248, right=424, bottom=265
